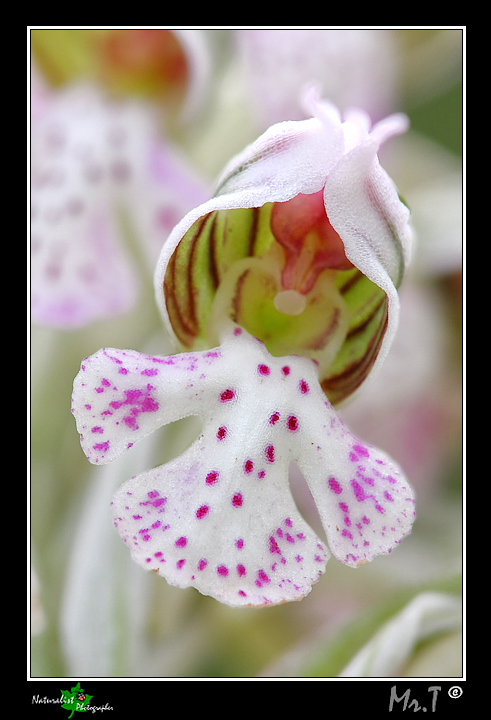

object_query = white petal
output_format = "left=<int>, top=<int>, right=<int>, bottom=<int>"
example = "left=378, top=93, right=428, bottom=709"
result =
left=214, top=111, right=344, bottom=202
left=323, top=140, right=413, bottom=380
left=72, top=327, right=415, bottom=606
left=110, top=328, right=331, bottom=606
left=71, top=345, right=224, bottom=464
left=112, top=452, right=328, bottom=608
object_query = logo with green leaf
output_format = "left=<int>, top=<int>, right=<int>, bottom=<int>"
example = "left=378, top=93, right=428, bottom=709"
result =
left=60, top=682, right=93, bottom=718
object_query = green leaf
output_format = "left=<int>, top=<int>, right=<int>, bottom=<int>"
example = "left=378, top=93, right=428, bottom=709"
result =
left=60, top=683, right=93, bottom=717
left=289, top=575, right=462, bottom=677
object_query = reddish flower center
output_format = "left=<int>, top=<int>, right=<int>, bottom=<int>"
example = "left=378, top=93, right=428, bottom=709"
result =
left=270, top=190, right=353, bottom=295
left=100, top=29, right=188, bottom=97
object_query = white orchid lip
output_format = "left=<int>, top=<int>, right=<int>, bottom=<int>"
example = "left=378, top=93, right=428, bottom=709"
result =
left=154, top=92, right=412, bottom=406
left=72, top=325, right=415, bottom=608
left=70, top=93, right=415, bottom=608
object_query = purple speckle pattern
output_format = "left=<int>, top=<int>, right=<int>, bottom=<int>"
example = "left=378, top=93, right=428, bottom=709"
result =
left=31, top=85, right=208, bottom=330
left=72, top=326, right=415, bottom=607
left=30, top=86, right=145, bottom=328
left=72, top=347, right=222, bottom=464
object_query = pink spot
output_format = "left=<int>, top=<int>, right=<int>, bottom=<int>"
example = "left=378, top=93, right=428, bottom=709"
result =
left=269, top=412, right=280, bottom=425
left=123, top=415, right=138, bottom=429
left=238, top=590, right=247, bottom=597
left=244, top=459, right=254, bottom=474
left=342, top=529, right=353, bottom=540
left=132, top=514, right=142, bottom=520
left=384, top=490, right=394, bottom=502
left=197, top=559, right=207, bottom=571
left=176, top=559, right=186, bottom=569
left=351, top=479, right=366, bottom=502
left=233, top=327, right=243, bottom=336
left=217, top=565, right=229, bottom=577
left=84, top=404, right=91, bottom=410
left=285, top=518, right=293, bottom=527
left=141, top=396, right=159, bottom=413
left=257, top=569, right=270, bottom=586
left=217, top=426, right=227, bottom=440
left=237, top=564, right=246, bottom=577
left=236, top=538, right=244, bottom=549
left=265, top=445, right=275, bottom=463
left=328, top=477, right=342, bottom=494
left=269, top=536, right=281, bottom=554
left=339, top=502, right=349, bottom=513
left=353, top=444, right=370, bottom=458
left=148, top=490, right=159, bottom=498
left=109, top=387, right=158, bottom=419
left=258, top=470, right=266, bottom=479
left=196, top=505, right=209, bottom=519
left=154, top=551, right=163, bottom=557
left=152, top=521, right=161, bottom=529
left=281, top=366, right=290, bottom=376
left=101, top=378, right=111, bottom=387
left=118, top=367, right=128, bottom=375
left=125, top=389, right=142, bottom=403
left=299, top=379, right=309, bottom=394
left=141, top=368, right=158, bottom=376
left=206, top=471, right=219, bottom=485
left=287, top=415, right=299, bottom=432
left=220, top=389, right=235, bottom=402
left=91, top=426, right=104, bottom=434
left=362, top=516, right=370, bottom=525
left=175, top=536, right=187, bottom=548
left=93, top=442, right=109, bottom=453
left=258, top=364, right=270, bottom=376
left=232, top=493, right=243, bottom=508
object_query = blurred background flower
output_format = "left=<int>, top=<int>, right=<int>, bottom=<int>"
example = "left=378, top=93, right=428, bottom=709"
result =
left=30, top=27, right=463, bottom=678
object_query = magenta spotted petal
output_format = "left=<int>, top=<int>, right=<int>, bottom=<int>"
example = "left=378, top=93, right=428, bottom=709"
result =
left=72, top=326, right=415, bottom=607
left=31, top=84, right=208, bottom=329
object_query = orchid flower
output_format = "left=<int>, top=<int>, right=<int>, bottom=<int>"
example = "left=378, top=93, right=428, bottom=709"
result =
left=72, top=92, right=415, bottom=607
left=31, top=82, right=208, bottom=328
left=30, top=29, right=211, bottom=123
